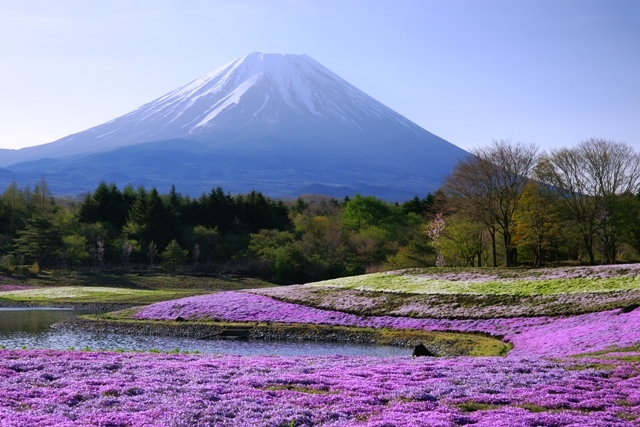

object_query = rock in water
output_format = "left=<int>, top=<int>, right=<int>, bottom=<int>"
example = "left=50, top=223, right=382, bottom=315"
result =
left=620, top=303, right=640, bottom=314
left=412, top=343, right=436, bottom=357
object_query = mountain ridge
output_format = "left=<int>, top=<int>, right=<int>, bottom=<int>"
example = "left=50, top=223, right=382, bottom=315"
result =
left=0, top=53, right=468, bottom=200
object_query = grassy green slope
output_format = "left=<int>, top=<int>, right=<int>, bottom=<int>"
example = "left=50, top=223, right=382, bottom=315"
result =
left=312, top=272, right=640, bottom=295
left=0, top=286, right=210, bottom=305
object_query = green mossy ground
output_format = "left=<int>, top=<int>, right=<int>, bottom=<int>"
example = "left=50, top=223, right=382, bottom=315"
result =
left=0, top=286, right=208, bottom=305
left=312, top=270, right=640, bottom=295
left=76, top=314, right=511, bottom=357
left=572, top=344, right=640, bottom=362
left=0, top=271, right=275, bottom=290
left=0, top=272, right=275, bottom=305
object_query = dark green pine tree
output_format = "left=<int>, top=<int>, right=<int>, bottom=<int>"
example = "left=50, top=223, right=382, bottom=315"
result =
left=124, top=187, right=182, bottom=251
left=402, top=193, right=435, bottom=217
left=291, top=197, right=309, bottom=215
left=146, top=188, right=182, bottom=250
left=167, top=184, right=182, bottom=213
left=13, top=215, right=62, bottom=266
left=1, top=182, right=30, bottom=236
left=122, top=184, right=137, bottom=211
left=123, top=187, right=150, bottom=242
left=199, top=187, right=235, bottom=233
left=77, top=181, right=129, bottom=230
left=236, top=191, right=291, bottom=233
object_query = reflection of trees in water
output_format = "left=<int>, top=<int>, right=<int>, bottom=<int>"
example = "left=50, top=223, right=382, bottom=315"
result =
left=0, top=310, right=79, bottom=334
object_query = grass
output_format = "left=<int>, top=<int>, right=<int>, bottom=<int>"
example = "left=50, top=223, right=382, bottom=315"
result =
left=457, top=399, right=608, bottom=415
left=0, top=271, right=276, bottom=291
left=457, top=402, right=504, bottom=412
left=564, top=362, right=616, bottom=371
left=80, top=314, right=511, bottom=357
left=251, top=284, right=640, bottom=319
left=264, top=385, right=331, bottom=394
left=0, top=286, right=210, bottom=305
left=247, top=265, right=640, bottom=319
left=0, top=272, right=277, bottom=305
left=311, top=273, right=640, bottom=296
left=571, top=344, right=640, bottom=362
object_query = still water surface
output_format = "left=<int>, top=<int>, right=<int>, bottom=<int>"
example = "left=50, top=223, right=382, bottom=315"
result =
left=0, top=308, right=409, bottom=357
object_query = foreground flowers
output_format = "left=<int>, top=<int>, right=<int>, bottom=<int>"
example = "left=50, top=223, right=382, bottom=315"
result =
left=0, top=349, right=638, bottom=426
left=249, top=265, right=640, bottom=318
left=8, top=264, right=640, bottom=425
left=132, top=291, right=640, bottom=357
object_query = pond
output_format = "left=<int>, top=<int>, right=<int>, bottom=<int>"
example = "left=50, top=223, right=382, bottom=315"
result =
left=0, top=308, right=410, bottom=357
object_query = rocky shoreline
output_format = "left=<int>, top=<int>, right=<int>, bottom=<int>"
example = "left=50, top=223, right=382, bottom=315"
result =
left=55, top=316, right=476, bottom=353
left=57, top=317, right=415, bottom=345
left=0, top=301, right=134, bottom=312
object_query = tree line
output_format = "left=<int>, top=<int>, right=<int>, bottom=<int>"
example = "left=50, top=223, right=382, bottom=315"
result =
left=438, top=138, right=640, bottom=268
left=0, top=179, right=442, bottom=282
left=1, top=137, right=639, bottom=282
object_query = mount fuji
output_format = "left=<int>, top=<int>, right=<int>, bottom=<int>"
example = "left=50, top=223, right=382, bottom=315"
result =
left=0, top=53, right=468, bottom=200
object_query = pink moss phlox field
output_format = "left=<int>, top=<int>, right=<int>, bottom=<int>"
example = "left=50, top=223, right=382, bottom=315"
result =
left=391, top=262, right=640, bottom=281
left=133, top=291, right=640, bottom=357
left=0, top=285, right=33, bottom=292
left=0, top=349, right=639, bottom=426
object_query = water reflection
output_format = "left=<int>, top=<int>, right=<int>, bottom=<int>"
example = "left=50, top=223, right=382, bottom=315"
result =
left=0, top=308, right=79, bottom=334
left=0, top=308, right=409, bottom=357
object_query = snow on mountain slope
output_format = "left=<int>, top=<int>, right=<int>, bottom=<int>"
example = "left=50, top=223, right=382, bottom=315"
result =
left=0, top=53, right=469, bottom=199
left=1, top=53, right=439, bottom=165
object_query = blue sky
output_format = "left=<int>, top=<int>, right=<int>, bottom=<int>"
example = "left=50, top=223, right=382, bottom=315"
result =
left=1, top=0, right=639, bottom=151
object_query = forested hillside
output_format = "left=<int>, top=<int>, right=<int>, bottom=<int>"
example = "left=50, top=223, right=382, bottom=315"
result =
left=1, top=138, right=640, bottom=283
left=0, top=179, right=439, bottom=283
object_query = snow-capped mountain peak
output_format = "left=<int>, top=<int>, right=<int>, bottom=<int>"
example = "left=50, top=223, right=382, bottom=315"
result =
left=4, top=53, right=423, bottom=161
left=131, top=52, right=410, bottom=134
left=0, top=53, right=468, bottom=200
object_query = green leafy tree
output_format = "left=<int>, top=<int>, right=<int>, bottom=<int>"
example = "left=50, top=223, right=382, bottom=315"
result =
left=291, top=197, right=309, bottom=215
left=444, top=140, right=538, bottom=267
left=61, top=234, right=90, bottom=269
left=295, top=215, right=345, bottom=264
left=343, top=194, right=399, bottom=231
left=161, top=239, right=188, bottom=271
left=622, top=192, right=640, bottom=258
left=348, top=226, right=394, bottom=267
left=271, top=244, right=308, bottom=282
left=188, top=225, right=221, bottom=265
left=32, top=178, right=56, bottom=217
left=428, top=213, right=485, bottom=267
left=249, top=230, right=296, bottom=258
left=249, top=230, right=308, bottom=281
left=512, top=183, right=563, bottom=267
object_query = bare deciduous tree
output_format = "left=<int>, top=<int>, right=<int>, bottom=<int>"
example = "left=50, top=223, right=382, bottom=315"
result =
left=192, top=243, right=201, bottom=271
left=147, top=240, right=158, bottom=272
left=444, top=139, right=538, bottom=267
left=122, top=241, right=133, bottom=271
left=96, top=238, right=105, bottom=271
left=537, top=138, right=640, bottom=264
